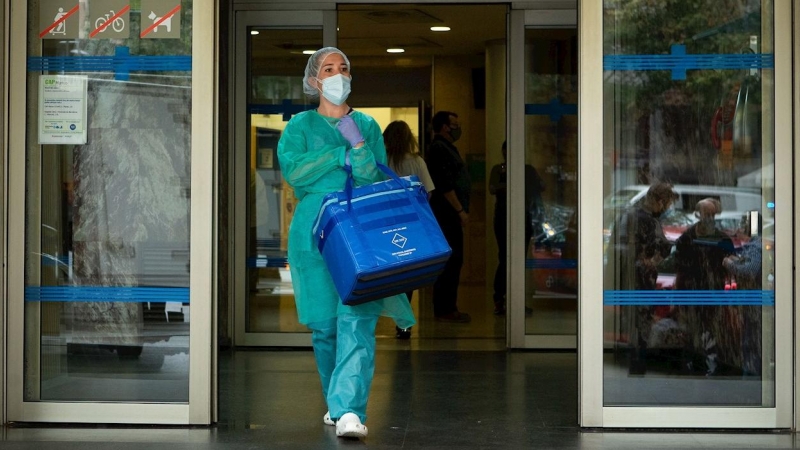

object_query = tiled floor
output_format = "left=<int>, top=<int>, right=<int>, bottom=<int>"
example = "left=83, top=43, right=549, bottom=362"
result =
left=2, top=348, right=797, bottom=449
left=0, top=283, right=795, bottom=448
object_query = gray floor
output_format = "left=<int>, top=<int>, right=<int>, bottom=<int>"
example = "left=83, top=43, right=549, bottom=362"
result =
left=1, top=346, right=797, bottom=449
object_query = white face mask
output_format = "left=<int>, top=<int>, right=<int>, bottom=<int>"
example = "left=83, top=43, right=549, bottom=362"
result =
left=316, top=74, right=351, bottom=105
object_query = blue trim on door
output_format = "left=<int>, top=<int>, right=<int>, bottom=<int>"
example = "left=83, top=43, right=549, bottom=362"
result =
left=525, top=97, right=577, bottom=122
left=526, top=258, right=578, bottom=269
left=25, top=286, right=190, bottom=303
left=27, top=46, right=191, bottom=81
left=604, top=290, right=774, bottom=306
left=603, top=45, right=774, bottom=80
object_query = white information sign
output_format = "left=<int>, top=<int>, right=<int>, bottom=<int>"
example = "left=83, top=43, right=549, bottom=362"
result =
left=39, top=75, right=88, bottom=145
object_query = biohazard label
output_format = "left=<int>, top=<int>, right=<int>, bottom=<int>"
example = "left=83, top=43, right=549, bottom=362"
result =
left=391, top=233, right=407, bottom=249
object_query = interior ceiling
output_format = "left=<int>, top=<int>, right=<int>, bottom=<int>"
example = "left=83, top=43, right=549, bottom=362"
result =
left=250, top=4, right=507, bottom=71
left=338, top=5, right=506, bottom=60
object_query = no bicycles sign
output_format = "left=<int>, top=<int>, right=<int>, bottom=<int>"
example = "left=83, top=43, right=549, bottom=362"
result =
left=89, top=0, right=131, bottom=39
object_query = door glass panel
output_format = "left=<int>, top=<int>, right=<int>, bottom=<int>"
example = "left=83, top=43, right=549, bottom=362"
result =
left=246, top=29, right=321, bottom=333
left=603, top=1, right=775, bottom=406
left=524, top=29, right=579, bottom=337
left=25, top=0, right=193, bottom=402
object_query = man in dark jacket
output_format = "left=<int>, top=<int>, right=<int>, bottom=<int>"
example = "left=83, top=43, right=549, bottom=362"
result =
left=608, top=182, right=677, bottom=374
left=674, top=198, right=735, bottom=376
left=426, top=111, right=471, bottom=323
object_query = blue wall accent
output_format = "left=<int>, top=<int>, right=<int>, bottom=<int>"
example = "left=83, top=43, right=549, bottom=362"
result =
left=604, top=290, right=774, bottom=306
left=25, top=286, right=190, bottom=303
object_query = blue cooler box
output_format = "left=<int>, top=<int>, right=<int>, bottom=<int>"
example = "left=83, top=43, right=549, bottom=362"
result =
left=313, top=170, right=452, bottom=305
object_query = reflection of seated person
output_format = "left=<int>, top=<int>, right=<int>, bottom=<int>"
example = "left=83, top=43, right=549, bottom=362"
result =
left=488, top=141, right=544, bottom=315
left=723, top=213, right=762, bottom=290
left=723, top=213, right=763, bottom=376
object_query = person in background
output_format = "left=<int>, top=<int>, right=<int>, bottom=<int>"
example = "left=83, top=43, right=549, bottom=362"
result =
left=723, top=213, right=763, bottom=377
left=723, top=213, right=762, bottom=290
left=674, top=198, right=734, bottom=376
left=425, top=111, right=472, bottom=323
left=608, top=182, right=677, bottom=375
left=383, top=120, right=435, bottom=340
left=277, top=47, right=415, bottom=440
left=674, top=198, right=732, bottom=290
left=488, top=141, right=544, bottom=315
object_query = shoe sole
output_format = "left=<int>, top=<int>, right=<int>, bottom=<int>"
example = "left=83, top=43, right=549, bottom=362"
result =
left=336, top=423, right=368, bottom=438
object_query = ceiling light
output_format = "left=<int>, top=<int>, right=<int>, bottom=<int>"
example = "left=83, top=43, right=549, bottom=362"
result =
left=387, top=48, right=405, bottom=54
left=250, top=30, right=260, bottom=35
left=430, top=26, right=451, bottom=32
left=302, top=50, right=315, bottom=55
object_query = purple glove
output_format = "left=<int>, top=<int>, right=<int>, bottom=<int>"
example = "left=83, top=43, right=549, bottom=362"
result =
left=336, top=114, right=365, bottom=148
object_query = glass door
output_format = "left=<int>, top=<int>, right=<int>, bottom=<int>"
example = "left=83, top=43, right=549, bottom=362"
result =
left=8, top=0, right=214, bottom=423
left=508, top=9, right=579, bottom=349
left=580, top=0, right=792, bottom=427
left=233, top=11, right=335, bottom=346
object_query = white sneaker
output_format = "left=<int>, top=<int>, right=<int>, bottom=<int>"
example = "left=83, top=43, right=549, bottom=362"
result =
left=323, top=411, right=334, bottom=426
left=335, top=412, right=368, bottom=438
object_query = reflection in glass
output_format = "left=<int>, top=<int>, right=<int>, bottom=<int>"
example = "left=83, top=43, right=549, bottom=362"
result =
left=602, top=0, right=775, bottom=407
left=245, top=29, right=322, bottom=333
left=523, top=29, right=579, bottom=337
left=25, top=2, right=194, bottom=402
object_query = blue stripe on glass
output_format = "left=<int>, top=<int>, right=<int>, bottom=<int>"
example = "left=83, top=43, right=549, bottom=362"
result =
left=27, top=47, right=191, bottom=81
left=40, top=255, right=71, bottom=267
left=25, top=286, right=189, bottom=303
left=525, top=97, right=577, bottom=122
left=246, top=257, right=289, bottom=268
left=604, top=44, right=774, bottom=80
left=249, top=100, right=316, bottom=121
left=604, top=290, right=774, bottom=306
left=526, top=259, right=578, bottom=269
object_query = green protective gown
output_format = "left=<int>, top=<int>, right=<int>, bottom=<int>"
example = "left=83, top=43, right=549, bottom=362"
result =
left=277, top=109, right=417, bottom=329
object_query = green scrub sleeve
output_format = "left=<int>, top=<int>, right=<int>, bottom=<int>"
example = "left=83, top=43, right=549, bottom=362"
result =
left=277, top=118, right=347, bottom=194
left=348, top=115, right=387, bottom=187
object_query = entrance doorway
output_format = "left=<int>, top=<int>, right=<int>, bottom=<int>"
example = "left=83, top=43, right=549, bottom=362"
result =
left=229, top=4, right=579, bottom=350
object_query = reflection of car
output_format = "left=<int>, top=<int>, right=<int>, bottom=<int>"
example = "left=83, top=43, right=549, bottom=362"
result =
left=603, top=184, right=764, bottom=261
left=604, top=184, right=762, bottom=234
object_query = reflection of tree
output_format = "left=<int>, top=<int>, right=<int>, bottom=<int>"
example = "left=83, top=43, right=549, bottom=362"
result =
left=604, top=0, right=765, bottom=185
